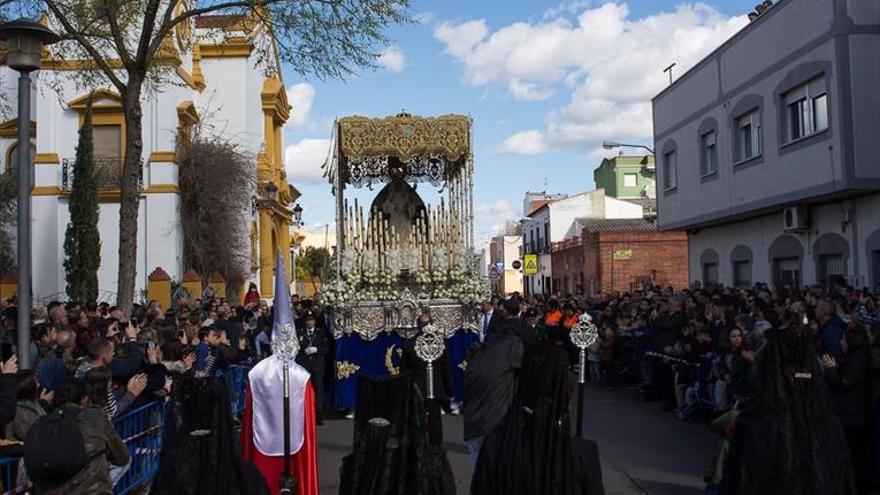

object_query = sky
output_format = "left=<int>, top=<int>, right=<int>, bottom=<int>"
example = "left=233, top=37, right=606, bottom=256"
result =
left=279, top=0, right=758, bottom=249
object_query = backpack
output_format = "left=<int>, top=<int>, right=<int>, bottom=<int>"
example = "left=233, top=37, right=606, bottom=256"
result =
left=24, top=407, right=89, bottom=483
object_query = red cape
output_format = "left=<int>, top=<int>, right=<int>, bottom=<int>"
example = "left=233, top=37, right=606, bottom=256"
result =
left=241, top=382, right=319, bottom=495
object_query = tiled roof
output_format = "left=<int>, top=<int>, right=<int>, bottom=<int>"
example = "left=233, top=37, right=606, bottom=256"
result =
left=621, top=198, right=657, bottom=210
left=576, top=218, right=657, bottom=233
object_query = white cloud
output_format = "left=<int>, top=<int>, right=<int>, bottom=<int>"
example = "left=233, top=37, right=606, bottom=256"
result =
left=496, top=130, right=548, bottom=155
left=434, top=3, right=748, bottom=155
left=285, top=138, right=331, bottom=183
left=474, top=198, right=518, bottom=248
left=508, top=80, right=553, bottom=101
left=414, top=11, right=435, bottom=24
left=378, top=46, right=406, bottom=73
left=285, top=83, right=315, bottom=130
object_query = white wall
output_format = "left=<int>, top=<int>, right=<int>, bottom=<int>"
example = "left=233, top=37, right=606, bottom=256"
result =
left=688, top=193, right=880, bottom=288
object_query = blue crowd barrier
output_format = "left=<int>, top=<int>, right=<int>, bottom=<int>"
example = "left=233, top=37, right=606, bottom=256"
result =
left=0, top=365, right=250, bottom=495
left=0, top=456, right=24, bottom=495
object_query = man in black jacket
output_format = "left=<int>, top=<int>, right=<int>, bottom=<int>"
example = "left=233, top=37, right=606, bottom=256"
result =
left=296, top=311, right=328, bottom=424
left=463, top=315, right=524, bottom=472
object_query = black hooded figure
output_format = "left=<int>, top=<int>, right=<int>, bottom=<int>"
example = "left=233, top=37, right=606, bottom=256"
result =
left=471, top=344, right=605, bottom=495
left=338, top=372, right=456, bottom=495
left=720, top=324, right=857, bottom=495
left=152, top=375, right=269, bottom=495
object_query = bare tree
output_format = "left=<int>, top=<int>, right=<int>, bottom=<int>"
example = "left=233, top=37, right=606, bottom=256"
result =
left=4, top=0, right=409, bottom=311
left=178, top=120, right=254, bottom=298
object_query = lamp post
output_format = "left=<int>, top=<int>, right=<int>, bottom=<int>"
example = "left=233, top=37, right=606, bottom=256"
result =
left=292, top=203, right=303, bottom=228
left=601, top=140, right=655, bottom=155
left=0, top=20, right=59, bottom=370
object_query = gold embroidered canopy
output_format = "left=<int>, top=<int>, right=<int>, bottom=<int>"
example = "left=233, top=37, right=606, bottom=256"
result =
left=337, top=113, right=470, bottom=162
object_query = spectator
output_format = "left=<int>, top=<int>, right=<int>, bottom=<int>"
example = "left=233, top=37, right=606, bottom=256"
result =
left=5, top=370, right=50, bottom=441
left=75, top=338, right=146, bottom=418
left=0, top=356, right=19, bottom=433
left=30, top=377, right=130, bottom=495
left=821, top=328, right=872, bottom=494
left=715, top=328, right=753, bottom=411
left=815, top=300, right=846, bottom=361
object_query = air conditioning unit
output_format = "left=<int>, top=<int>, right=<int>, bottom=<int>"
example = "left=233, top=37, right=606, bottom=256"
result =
left=783, top=206, right=810, bottom=232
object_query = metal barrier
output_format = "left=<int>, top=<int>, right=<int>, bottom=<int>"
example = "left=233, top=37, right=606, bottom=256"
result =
left=0, top=365, right=250, bottom=494
left=0, top=456, right=25, bottom=495
left=226, top=364, right=250, bottom=416
left=114, top=400, right=165, bottom=495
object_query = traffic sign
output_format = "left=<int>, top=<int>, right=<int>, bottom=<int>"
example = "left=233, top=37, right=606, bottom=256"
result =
left=523, top=254, right=538, bottom=275
left=489, top=266, right=501, bottom=281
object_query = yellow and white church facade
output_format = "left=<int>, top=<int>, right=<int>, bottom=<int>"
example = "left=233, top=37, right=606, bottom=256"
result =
left=0, top=13, right=299, bottom=302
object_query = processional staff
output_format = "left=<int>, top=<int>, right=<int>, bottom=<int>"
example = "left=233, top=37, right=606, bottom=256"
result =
left=569, top=313, right=599, bottom=438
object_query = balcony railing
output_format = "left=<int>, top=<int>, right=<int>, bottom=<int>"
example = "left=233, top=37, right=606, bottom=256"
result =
left=62, top=157, right=143, bottom=191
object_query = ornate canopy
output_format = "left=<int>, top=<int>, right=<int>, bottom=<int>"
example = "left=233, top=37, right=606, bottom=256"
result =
left=324, top=113, right=471, bottom=189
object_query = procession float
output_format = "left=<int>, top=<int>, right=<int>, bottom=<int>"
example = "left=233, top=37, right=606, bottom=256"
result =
left=321, top=112, right=489, bottom=409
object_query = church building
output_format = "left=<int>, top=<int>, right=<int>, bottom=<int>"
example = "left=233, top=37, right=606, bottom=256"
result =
left=0, top=12, right=300, bottom=302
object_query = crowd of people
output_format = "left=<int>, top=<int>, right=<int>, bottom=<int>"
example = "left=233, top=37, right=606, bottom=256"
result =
left=0, top=276, right=875, bottom=493
left=469, top=281, right=879, bottom=494
left=0, top=281, right=335, bottom=494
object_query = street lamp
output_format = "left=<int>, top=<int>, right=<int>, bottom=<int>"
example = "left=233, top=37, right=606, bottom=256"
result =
left=0, top=19, right=59, bottom=370
left=292, top=203, right=303, bottom=227
left=601, top=140, right=655, bottom=155
left=266, top=182, right=278, bottom=202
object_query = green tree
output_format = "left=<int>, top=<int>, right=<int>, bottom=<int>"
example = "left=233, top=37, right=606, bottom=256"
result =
left=295, top=246, right=330, bottom=293
left=5, top=0, right=410, bottom=312
left=63, top=100, right=101, bottom=303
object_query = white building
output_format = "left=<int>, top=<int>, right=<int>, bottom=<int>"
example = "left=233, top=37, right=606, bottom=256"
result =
left=522, top=189, right=643, bottom=296
left=0, top=13, right=300, bottom=302
left=488, top=235, right=523, bottom=296
left=653, top=0, right=880, bottom=291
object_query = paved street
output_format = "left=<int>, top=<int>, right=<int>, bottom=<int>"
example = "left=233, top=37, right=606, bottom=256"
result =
left=315, top=384, right=717, bottom=494
left=582, top=385, right=718, bottom=495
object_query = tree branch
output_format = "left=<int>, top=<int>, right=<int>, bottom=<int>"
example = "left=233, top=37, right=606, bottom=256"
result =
left=134, top=0, right=162, bottom=67
left=101, top=0, right=133, bottom=67
left=44, top=0, right=127, bottom=92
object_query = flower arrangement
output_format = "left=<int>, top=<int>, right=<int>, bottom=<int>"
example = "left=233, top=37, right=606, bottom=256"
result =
left=324, top=279, right=356, bottom=307
left=448, top=266, right=466, bottom=282
left=414, top=268, right=431, bottom=285
left=450, top=274, right=491, bottom=305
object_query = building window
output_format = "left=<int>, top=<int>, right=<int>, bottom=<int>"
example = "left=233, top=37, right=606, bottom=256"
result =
left=662, top=150, right=677, bottom=191
left=733, top=260, right=751, bottom=288
left=784, top=77, right=828, bottom=143
left=623, top=173, right=638, bottom=187
left=734, top=109, right=762, bottom=162
left=543, top=223, right=550, bottom=252
left=702, top=262, right=718, bottom=287
left=700, top=131, right=717, bottom=176
left=818, top=253, right=845, bottom=289
left=773, top=257, right=801, bottom=289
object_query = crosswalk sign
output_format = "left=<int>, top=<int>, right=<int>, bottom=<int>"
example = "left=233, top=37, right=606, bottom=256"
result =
left=523, top=254, right=538, bottom=275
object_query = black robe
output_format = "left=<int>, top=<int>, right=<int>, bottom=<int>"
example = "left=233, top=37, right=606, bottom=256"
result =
left=471, top=344, right=604, bottom=495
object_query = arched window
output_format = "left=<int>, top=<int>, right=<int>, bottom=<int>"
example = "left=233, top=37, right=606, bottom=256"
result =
left=700, top=248, right=719, bottom=286
left=768, top=235, right=804, bottom=289
left=812, top=233, right=849, bottom=289
left=730, top=245, right=753, bottom=288
left=5, top=141, right=36, bottom=177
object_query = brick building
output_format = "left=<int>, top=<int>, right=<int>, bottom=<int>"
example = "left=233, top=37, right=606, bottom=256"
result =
left=551, top=219, right=689, bottom=296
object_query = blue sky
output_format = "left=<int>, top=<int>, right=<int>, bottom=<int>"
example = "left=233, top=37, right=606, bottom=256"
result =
left=280, top=1, right=758, bottom=247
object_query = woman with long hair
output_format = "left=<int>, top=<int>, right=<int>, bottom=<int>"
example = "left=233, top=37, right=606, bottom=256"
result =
left=720, top=319, right=856, bottom=495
